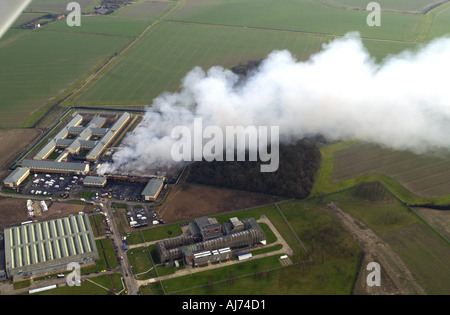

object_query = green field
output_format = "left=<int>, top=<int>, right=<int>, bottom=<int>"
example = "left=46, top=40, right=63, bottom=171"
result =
left=428, top=2, right=450, bottom=39
left=27, top=0, right=96, bottom=13
left=319, top=186, right=450, bottom=294
left=33, top=273, right=124, bottom=295
left=171, top=0, right=422, bottom=41
left=43, top=15, right=151, bottom=37
left=116, top=0, right=173, bottom=20
left=2, top=0, right=446, bottom=127
left=320, top=0, right=446, bottom=13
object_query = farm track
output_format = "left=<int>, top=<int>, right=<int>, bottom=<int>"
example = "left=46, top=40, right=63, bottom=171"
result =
left=327, top=202, right=426, bottom=295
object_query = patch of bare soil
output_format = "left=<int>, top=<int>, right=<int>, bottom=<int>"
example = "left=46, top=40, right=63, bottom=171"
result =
left=0, top=128, right=42, bottom=180
left=415, top=208, right=450, bottom=241
left=0, top=198, right=29, bottom=227
left=156, top=183, right=279, bottom=223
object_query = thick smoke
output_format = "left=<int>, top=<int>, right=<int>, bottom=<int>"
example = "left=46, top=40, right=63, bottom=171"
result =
left=99, top=32, right=450, bottom=175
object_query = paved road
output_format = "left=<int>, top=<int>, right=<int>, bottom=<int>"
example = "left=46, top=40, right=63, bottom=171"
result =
left=104, top=200, right=139, bottom=295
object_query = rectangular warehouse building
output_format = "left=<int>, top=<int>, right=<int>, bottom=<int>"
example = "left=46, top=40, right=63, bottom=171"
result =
left=3, top=167, right=30, bottom=188
left=20, top=159, right=89, bottom=175
left=83, top=176, right=107, bottom=187
left=4, top=214, right=99, bottom=280
left=142, top=178, right=164, bottom=201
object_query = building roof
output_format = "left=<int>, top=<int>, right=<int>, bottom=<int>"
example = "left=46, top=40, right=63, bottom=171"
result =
left=3, top=167, right=30, bottom=184
left=142, top=178, right=164, bottom=197
left=83, top=176, right=107, bottom=185
left=4, top=214, right=98, bottom=274
left=21, top=159, right=89, bottom=172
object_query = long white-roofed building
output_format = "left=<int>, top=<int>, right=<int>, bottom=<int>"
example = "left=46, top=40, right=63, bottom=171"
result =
left=4, top=214, right=99, bottom=280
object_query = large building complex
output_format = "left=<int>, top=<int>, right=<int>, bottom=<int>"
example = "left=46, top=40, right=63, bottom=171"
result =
left=4, top=214, right=99, bottom=280
left=34, top=112, right=130, bottom=163
left=3, top=111, right=132, bottom=188
left=156, top=217, right=266, bottom=267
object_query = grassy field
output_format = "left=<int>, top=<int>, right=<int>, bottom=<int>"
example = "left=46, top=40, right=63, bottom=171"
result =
left=69, top=21, right=325, bottom=106
left=0, top=0, right=435, bottom=127
left=0, top=28, right=131, bottom=127
left=318, top=185, right=450, bottom=294
left=26, top=0, right=96, bottom=13
left=428, top=2, right=450, bottom=39
left=116, top=0, right=174, bottom=20
left=320, top=0, right=446, bottom=13
left=43, top=15, right=152, bottom=37
left=171, top=0, right=422, bottom=41
left=33, top=273, right=124, bottom=295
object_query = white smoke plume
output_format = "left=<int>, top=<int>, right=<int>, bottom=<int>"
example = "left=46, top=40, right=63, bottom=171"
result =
left=99, top=32, right=450, bottom=175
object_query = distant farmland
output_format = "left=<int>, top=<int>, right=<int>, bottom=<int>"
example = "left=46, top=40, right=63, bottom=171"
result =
left=333, top=142, right=450, bottom=199
left=116, top=0, right=173, bottom=20
left=0, top=29, right=132, bottom=127
left=70, top=21, right=326, bottom=106
left=320, top=0, right=447, bottom=13
left=170, top=0, right=422, bottom=41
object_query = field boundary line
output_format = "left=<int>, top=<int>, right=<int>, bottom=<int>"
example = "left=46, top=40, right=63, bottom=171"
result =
left=165, top=19, right=421, bottom=45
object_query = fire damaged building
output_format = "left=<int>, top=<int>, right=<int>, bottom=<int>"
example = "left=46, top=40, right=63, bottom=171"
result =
left=156, top=216, right=266, bottom=267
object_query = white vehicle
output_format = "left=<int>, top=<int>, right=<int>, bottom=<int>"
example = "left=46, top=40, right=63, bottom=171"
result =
left=55, top=185, right=59, bottom=188
left=59, top=177, right=64, bottom=181
left=141, top=216, right=147, bottom=220
left=31, top=190, right=35, bottom=194
left=46, top=174, right=51, bottom=178
left=73, top=176, right=78, bottom=179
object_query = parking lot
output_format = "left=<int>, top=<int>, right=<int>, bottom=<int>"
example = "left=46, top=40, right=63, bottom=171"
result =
left=125, top=205, right=163, bottom=229
left=22, top=173, right=83, bottom=199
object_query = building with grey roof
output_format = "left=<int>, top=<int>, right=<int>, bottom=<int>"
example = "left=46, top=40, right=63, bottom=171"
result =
left=20, top=159, right=89, bottom=175
left=83, top=176, right=107, bottom=187
left=4, top=214, right=99, bottom=280
left=142, top=178, right=164, bottom=201
left=156, top=217, right=266, bottom=266
left=3, top=167, right=30, bottom=188
left=33, top=112, right=131, bottom=163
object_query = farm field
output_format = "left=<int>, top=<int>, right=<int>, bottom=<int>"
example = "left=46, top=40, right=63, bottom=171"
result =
left=170, top=0, right=422, bottom=41
left=427, top=2, right=450, bottom=39
left=0, top=27, right=133, bottom=127
left=319, top=185, right=450, bottom=295
left=43, top=15, right=152, bottom=37
left=116, top=0, right=173, bottom=20
left=319, top=0, right=446, bottom=13
left=414, top=208, right=450, bottom=241
left=69, top=21, right=326, bottom=106
left=70, top=20, right=419, bottom=107
left=26, top=0, right=96, bottom=13
left=333, top=142, right=450, bottom=199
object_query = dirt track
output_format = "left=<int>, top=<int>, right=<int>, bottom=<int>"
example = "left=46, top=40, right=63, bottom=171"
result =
left=328, top=202, right=426, bottom=295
